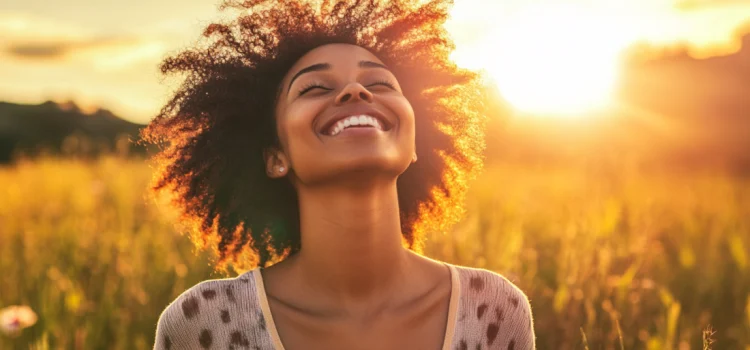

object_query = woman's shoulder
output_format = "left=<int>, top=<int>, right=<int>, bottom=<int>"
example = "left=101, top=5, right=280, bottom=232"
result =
left=451, top=264, right=531, bottom=304
left=153, top=269, right=273, bottom=349
left=449, top=264, right=536, bottom=349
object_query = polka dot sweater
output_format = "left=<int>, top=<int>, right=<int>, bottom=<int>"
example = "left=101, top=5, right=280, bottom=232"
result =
left=153, top=263, right=536, bottom=349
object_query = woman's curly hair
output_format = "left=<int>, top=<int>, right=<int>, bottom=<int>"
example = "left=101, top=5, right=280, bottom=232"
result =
left=141, top=0, right=487, bottom=272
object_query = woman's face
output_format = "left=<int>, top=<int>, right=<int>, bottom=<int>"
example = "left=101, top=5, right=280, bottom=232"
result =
left=270, top=43, right=415, bottom=186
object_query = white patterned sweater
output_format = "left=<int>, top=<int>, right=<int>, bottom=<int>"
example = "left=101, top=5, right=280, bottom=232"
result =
left=153, top=263, right=536, bottom=350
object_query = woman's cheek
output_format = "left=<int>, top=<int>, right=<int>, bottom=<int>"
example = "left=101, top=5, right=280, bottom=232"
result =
left=292, top=98, right=326, bottom=125
left=281, top=100, right=326, bottom=153
left=389, top=96, right=415, bottom=133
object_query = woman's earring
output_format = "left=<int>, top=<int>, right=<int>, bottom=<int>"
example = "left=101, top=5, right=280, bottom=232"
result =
left=278, top=166, right=285, bottom=173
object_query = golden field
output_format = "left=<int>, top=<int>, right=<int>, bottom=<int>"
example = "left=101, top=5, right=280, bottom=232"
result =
left=1, top=156, right=749, bottom=349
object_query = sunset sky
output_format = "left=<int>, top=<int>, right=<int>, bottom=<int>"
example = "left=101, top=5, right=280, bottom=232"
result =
left=2, top=0, right=749, bottom=123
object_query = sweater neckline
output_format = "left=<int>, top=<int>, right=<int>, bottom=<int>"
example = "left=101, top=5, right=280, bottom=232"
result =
left=252, top=262, right=461, bottom=350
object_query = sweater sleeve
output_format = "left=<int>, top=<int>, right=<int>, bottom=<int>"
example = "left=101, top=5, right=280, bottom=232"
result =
left=452, top=266, right=536, bottom=350
left=153, top=287, right=204, bottom=350
left=498, top=277, right=536, bottom=350
left=152, top=271, right=273, bottom=350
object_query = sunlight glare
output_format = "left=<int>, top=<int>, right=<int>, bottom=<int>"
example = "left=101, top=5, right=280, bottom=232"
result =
left=450, top=4, right=632, bottom=117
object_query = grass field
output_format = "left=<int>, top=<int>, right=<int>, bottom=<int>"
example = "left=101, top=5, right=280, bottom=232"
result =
left=1, top=156, right=749, bottom=349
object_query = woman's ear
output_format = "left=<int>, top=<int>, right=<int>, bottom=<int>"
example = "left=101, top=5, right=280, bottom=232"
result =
left=264, top=147, right=289, bottom=178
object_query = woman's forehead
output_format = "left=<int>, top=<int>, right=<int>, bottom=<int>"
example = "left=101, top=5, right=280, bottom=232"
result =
left=285, top=44, right=383, bottom=76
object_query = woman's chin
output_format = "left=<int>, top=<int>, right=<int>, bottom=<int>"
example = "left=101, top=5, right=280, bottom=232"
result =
left=298, top=155, right=411, bottom=186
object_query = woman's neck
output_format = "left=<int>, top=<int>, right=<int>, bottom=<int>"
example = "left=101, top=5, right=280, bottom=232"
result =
left=290, top=179, right=411, bottom=307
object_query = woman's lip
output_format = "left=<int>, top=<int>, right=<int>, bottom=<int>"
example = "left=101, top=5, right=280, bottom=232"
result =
left=326, top=125, right=384, bottom=137
left=317, top=109, right=394, bottom=135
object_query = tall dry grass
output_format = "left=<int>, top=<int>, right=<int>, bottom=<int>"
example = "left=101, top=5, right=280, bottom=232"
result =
left=1, top=156, right=749, bottom=349
left=0, top=156, right=215, bottom=349
left=426, top=163, right=750, bottom=349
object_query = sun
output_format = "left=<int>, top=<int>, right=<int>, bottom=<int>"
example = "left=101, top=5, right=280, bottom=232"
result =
left=450, top=4, right=631, bottom=117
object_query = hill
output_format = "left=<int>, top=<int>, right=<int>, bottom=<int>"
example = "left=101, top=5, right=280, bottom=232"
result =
left=0, top=100, right=146, bottom=163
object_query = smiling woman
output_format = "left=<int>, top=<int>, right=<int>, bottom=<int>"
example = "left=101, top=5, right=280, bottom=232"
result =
left=142, top=0, right=535, bottom=349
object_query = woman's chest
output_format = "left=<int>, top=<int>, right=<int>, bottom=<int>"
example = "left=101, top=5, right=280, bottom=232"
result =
left=268, top=295, right=451, bottom=350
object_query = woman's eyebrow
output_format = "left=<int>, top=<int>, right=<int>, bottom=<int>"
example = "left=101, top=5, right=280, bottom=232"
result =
left=359, top=60, right=389, bottom=70
left=287, top=63, right=331, bottom=94
left=286, top=60, right=391, bottom=96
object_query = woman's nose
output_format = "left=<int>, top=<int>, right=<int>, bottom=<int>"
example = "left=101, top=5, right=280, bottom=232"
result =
left=335, top=83, right=373, bottom=105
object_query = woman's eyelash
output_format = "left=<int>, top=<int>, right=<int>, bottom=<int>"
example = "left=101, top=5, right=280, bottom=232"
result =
left=298, top=82, right=331, bottom=96
left=368, top=80, right=396, bottom=90
left=297, top=79, right=397, bottom=96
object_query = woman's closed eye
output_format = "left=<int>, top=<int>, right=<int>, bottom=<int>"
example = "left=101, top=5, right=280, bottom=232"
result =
left=366, top=79, right=397, bottom=91
left=298, top=82, right=333, bottom=96
left=297, top=79, right=398, bottom=97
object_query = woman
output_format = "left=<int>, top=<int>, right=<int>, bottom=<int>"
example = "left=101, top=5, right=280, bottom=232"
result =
left=147, top=0, right=535, bottom=349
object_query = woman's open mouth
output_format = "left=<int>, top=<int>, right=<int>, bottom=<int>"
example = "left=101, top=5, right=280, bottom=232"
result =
left=321, top=113, right=393, bottom=136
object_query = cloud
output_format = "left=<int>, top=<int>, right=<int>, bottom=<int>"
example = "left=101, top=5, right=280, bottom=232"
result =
left=6, top=36, right=123, bottom=60
left=3, top=36, right=170, bottom=72
left=7, top=44, right=66, bottom=59
left=0, top=13, right=174, bottom=69
left=4, top=36, right=162, bottom=63
left=0, top=11, right=203, bottom=123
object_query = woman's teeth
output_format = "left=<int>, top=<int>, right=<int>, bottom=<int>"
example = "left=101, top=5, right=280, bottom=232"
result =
left=328, top=115, right=383, bottom=136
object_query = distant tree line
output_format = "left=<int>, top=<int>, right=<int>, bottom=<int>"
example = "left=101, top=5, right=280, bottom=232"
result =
left=0, top=101, right=149, bottom=163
